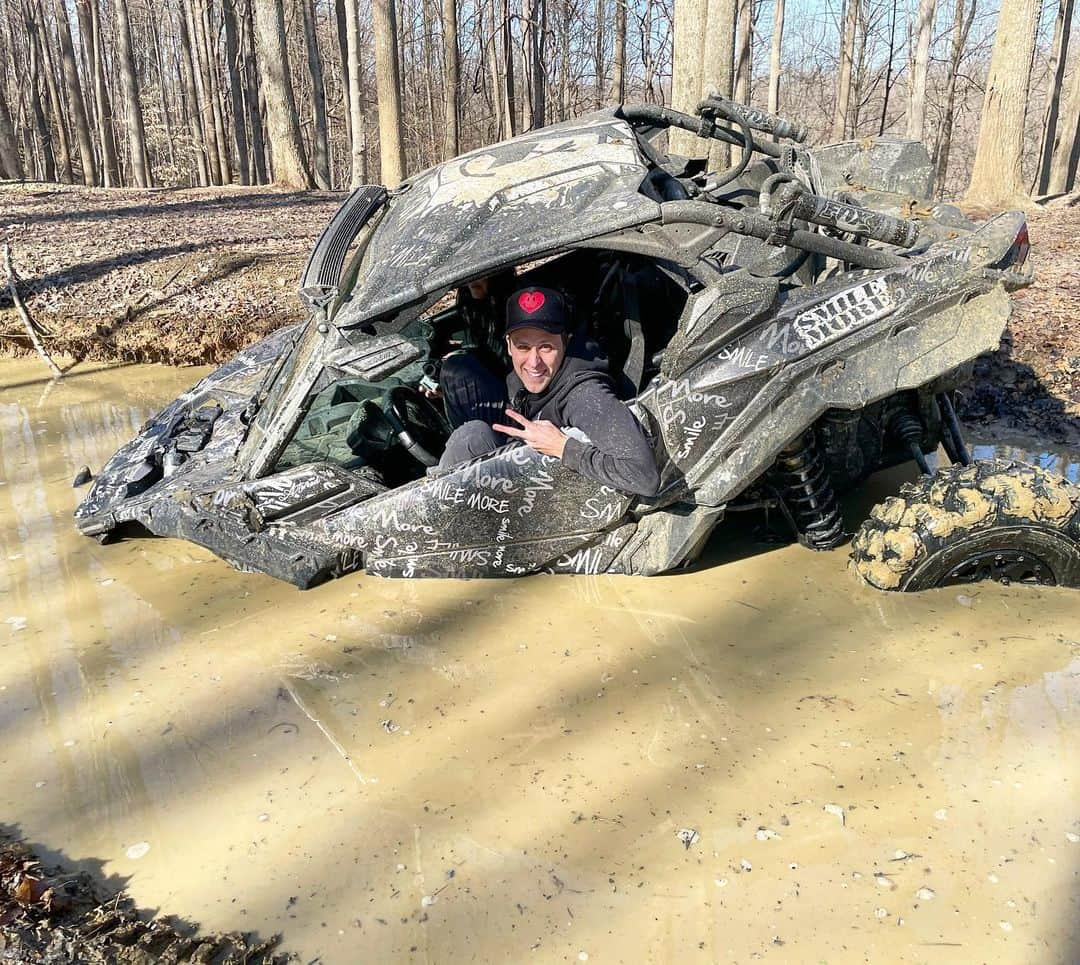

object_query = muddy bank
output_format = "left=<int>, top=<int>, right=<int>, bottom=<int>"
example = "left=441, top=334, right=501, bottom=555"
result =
left=956, top=194, right=1080, bottom=447
left=1, top=829, right=287, bottom=963
left=2, top=357, right=1079, bottom=963
left=0, top=182, right=340, bottom=365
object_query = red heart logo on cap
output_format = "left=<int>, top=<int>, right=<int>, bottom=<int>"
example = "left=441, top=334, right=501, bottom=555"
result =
left=518, top=290, right=545, bottom=314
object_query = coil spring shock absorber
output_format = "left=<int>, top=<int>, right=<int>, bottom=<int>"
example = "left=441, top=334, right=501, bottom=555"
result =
left=771, top=431, right=846, bottom=550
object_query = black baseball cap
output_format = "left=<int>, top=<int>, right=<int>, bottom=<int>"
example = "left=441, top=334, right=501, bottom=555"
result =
left=505, top=287, right=568, bottom=336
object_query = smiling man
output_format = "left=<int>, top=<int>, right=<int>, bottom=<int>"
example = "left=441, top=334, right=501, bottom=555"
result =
left=436, top=287, right=661, bottom=497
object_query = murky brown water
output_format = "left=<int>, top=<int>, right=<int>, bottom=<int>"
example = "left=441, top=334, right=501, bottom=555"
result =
left=1, top=357, right=1078, bottom=963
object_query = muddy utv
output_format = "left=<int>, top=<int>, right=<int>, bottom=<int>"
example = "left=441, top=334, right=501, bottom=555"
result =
left=75, top=97, right=1080, bottom=590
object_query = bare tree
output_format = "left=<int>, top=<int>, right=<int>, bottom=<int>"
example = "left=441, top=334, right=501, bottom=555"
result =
left=82, top=0, right=120, bottom=186
left=906, top=0, right=936, bottom=139
left=831, top=0, right=859, bottom=140
left=442, top=0, right=459, bottom=155
left=222, top=0, right=250, bottom=184
left=611, top=0, right=626, bottom=102
left=372, top=0, right=406, bottom=183
left=241, top=0, right=268, bottom=183
left=933, top=0, right=976, bottom=194
left=115, top=0, right=152, bottom=186
left=1035, top=0, right=1074, bottom=194
left=51, top=0, right=96, bottom=184
left=733, top=0, right=751, bottom=103
left=252, top=0, right=313, bottom=187
left=672, top=0, right=736, bottom=158
left=964, top=0, right=1040, bottom=205
left=768, top=0, right=785, bottom=116
left=1046, top=47, right=1080, bottom=193
left=344, top=0, right=367, bottom=185
left=33, top=0, right=73, bottom=182
left=300, top=0, right=331, bottom=188
left=0, top=82, right=21, bottom=178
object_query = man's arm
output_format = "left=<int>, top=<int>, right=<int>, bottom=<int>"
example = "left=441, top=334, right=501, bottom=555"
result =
left=559, top=380, right=661, bottom=497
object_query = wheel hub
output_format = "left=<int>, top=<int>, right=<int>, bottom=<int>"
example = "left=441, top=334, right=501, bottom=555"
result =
left=940, top=550, right=1058, bottom=587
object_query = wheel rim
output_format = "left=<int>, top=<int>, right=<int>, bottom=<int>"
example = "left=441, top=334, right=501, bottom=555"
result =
left=938, top=549, right=1058, bottom=587
left=906, top=524, right=1080, bottom=591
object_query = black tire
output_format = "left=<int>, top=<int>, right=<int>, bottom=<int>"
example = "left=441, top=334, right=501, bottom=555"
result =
left=851, top=459, right=1080, bottom=591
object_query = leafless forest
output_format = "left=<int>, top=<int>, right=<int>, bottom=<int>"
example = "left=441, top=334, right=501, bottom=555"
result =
left=0, top=0, right=1077, bottom=204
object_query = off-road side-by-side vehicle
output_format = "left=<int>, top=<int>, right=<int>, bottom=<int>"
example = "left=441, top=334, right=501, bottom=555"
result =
left=75, top=97, right=1080, bottom=590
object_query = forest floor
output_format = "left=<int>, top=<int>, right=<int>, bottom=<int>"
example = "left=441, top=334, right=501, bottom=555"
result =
left=0, top=181, right=1078, bottom=444
left=0, top=181, right=339, bottom=365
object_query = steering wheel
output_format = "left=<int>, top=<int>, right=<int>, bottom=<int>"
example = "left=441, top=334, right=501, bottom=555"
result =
left=385, top=386, right=451, bottom=468
left=345, top=386, right=451, bottom=469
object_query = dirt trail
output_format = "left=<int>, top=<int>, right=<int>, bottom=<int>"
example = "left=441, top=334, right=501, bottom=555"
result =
left=1, top=358, right=1078, bottom=963
left=0, top=183, right=340, bottom=364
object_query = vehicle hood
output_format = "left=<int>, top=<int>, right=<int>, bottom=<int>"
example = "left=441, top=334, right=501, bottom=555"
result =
left=74, top=324, right=301, bottom=533
left=331, top=111, right=659, bottom=332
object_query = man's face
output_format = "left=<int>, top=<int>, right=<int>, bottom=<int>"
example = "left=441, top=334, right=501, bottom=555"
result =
left=506, top=327, right=566, bottom=393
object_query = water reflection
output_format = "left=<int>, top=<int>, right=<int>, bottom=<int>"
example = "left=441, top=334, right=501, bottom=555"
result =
left=970, top=439, right=1080, bottom=482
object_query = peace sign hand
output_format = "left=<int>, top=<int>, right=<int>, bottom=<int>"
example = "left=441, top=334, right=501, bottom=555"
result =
left=492, top=408, right=568, bottom=460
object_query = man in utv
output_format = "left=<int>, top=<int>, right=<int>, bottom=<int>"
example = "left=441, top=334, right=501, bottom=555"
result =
left=437, top=286, right=662, bottom=498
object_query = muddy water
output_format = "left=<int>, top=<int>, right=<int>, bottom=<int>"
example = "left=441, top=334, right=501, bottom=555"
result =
left=1, top=357, right=1078, bottom=964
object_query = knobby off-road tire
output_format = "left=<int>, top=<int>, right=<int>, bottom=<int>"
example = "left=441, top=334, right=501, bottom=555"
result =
left=851, top=459, right=1080, bottom=591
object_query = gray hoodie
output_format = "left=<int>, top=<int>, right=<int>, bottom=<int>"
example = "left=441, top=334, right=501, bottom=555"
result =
left=506, top=338, right=661, bottom=497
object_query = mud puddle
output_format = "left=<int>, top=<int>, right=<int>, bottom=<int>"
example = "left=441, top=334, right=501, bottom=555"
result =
left=1, top=358, right=1078, bottom=963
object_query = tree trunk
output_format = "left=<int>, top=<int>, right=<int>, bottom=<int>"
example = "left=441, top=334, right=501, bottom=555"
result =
left=906, top=0, right=936, bottom=139
left=671, top=0, right=707, bottom=156
left=558, top=0, right=569, bottom=120
left=610, top=0, right=626, bottom=103
left=484, top=0, right=506, bottom=134
left=251, top=0, right=313, bottom=188
left=300, top=0, right=331, bottom=188
left=1036, top=0, right=1074, bottom=194
left=84, top=0, right=120, bottom=186
left=334, top=0, right=351, bottom=147
left=831, top=0, right=858, bottom=140
left=114, top=0, right=151, bottom=186
left=34, top=0, right=73, bottom=182
left=222, top=0, right=250, bottom=184
left=500, top=0, right=516, bottom=135
left=371, top=0, right=405, bottom=184
left=178, top=0, right=210, bottom=185
left=522, top=0, right=534, bottom=128
left=964, top=0, right=1041, bottom=205
left=344, top=0, right=367, bottom=185
left=0, top=83, right=22, bottom=179
left=185, top=0, right=222, bottom=184
left=1046, top=42, right=1080, bottom=193
left=24, top=8, right=57, bottom=182
left=642, top=0, right=656, bottom=102
left=594, top=0, right=605, bottom=109
left=767, top=0, right=784, bottom=116
left=733, top=0, right=751, bottom=103
left=51, top=0, right=96, bottom=184
left=933, top=0, right=973, bottom=195
left=878, top=0, right=899, bottom=134
left=442, top=0, right=459, bottom=155
left=535, top=0, right=546, bottom=124
left=199, top=0, right=232, bottom=184
left=703, top=0, right=736, bottom=168
left=241, top=0, right=267, bottom=183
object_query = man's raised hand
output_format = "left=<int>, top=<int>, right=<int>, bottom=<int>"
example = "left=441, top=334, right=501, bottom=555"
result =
left=492, top=409, right=568, bottom=459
